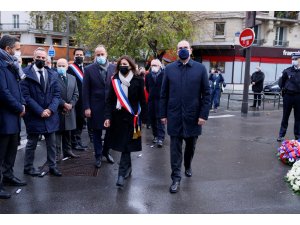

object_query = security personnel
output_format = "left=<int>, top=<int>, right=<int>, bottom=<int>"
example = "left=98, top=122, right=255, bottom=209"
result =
left=277, top=52, right=300, bottom=142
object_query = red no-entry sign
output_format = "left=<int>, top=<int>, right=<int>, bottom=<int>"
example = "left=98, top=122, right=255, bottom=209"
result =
left=239, top=28, right=255, bottom=48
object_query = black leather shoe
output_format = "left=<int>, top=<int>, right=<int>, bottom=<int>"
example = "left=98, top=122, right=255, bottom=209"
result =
left=73, top=145, right=86, bottom=151
left=79, top=143, right=88, bottom=149
left=24, top=168, right=41, bottom=176
left=95, top=158, right=102, bottom=168
left=0, top=188, right=11, bottom=199
left=124, top=167, right=132, bottom=179
left=157, top=140, right=163, bottom=148
left=103, top=154, right=114, bottom=164
left=116, top=176, right=125, bottom=187
left=185, top=168, right=192, bottom=177
left=64, top=150, right=80, bottom=158
left=169, top=181, right=180, bottom=193
left=295, top=136, right=299, bottom=140
left=49, top=167, right=62, bottom=177
left=3, top=177, right=27, bottom=186
left=277, top=136, right=284, bottom=142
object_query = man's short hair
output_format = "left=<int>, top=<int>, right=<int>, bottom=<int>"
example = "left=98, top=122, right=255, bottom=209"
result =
left=33, top=47, right=47, bottom=57
left=0, top=35, right=18, bottom=50
left=73, top=48, right=85, bottom=56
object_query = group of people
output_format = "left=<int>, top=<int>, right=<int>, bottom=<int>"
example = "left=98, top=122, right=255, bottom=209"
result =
left=1, top=33, right=300, bottom=200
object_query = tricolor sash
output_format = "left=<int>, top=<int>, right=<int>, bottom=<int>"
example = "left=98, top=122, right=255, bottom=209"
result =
left=69, top=64, right=84, bottom=82
left=111, top=77, right=141, bottom=139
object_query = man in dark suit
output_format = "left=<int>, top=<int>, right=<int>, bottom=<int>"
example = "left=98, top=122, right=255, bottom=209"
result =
left=67, top=48, right=88, bottom=151
left=83, top=45, right=115, bottom=168
left=250, top=66, right=265, bottom=109
left=21, top=47, right=62, bottom=177
left=55, top=58, right=79, bottom=160
left=0, top=35, right=27, bottom=199
left=160, top=40, right=211, bottom=193
left=145, top=59, right=165, bottom=148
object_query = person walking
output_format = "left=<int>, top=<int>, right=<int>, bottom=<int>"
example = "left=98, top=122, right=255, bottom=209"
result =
left=145, top=59, right=165, bottom=147
left=277, top=53, right=300, bottom=142
left=21, top=47, right=62, bottom=177
left=104, top=55, right=146, bottom=187
left=0, top=35, right=27, bottom=199
left=55, top=58, right=79, bottom=161
left=82, top=45, right=115, bottom=168
left=160, top=40, right=211, bottom=193
left=209, top=68, right=225, bottom=113
left=250, top=66, right=265, bottom=109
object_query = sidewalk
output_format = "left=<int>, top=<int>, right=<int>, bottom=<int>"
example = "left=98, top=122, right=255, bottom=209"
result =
left=0, top=108, right=299, bottom=213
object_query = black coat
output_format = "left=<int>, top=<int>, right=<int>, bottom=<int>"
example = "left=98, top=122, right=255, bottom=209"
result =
left=145, top=69, right=164, bottom=118
left=160, top=59, right=211, bottom=137
left=104, top=74, right=146, bottom=152
left=251, top=70, right=265, bottom=92
left=82, top=62, right=116, bottom=130
left=0, top=59, right=25, bottom=134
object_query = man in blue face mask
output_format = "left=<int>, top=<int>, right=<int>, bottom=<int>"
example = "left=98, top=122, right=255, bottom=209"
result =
left=160, top=40, right=211, bottom=193
left=82, top=45, right=116, bottom=168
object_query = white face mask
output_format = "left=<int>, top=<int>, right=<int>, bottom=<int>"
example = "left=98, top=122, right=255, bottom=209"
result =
left=292, top=60, right=299, bottom=67
left=151, top=67, right=160, bottom=73
left=14, top=50, right=21, bottom=57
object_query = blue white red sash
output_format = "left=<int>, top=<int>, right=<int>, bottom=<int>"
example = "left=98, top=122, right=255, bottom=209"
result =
left=69, top=64, right=84, bottom=82
left=111, top=77, right=141, bottom=138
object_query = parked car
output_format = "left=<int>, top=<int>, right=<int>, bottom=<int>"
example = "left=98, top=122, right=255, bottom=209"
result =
left=263, top=78, right=282, bottom=95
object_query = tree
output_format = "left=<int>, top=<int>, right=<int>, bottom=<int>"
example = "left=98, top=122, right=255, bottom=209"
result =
left=30, top=11, right=193, bottom=62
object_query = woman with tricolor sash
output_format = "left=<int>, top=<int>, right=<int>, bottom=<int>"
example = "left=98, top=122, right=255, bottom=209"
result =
left=104, top=55, right=146, bottom=187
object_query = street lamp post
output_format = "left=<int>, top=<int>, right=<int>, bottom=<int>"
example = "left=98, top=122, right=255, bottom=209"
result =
left=66, top=12, right=70, bottom=62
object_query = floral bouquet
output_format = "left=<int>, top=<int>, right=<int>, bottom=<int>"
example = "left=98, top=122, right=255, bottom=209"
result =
left=285, top=160, right=300, bottom=194
left=277, top=139, right=300, bottom=166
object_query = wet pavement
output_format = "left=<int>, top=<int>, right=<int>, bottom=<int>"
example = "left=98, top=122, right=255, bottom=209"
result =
left=1, top=99, right=300, bottom=214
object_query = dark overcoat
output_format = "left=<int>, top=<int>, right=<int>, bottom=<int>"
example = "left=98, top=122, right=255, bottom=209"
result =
left=251, top=70, right=265, bottom=92
left=145, top=69, right=164, bottom=118
left=0, top=60, right=25, bottom=134
left=160, top=59, right=211, bottom=137
left=104, top=74, right=146, bottom=153
left=82, top=62, right=116, bottom=130
left=57, top=73, right=79, bottom=131
left=21, top=65, right=60, bottom=134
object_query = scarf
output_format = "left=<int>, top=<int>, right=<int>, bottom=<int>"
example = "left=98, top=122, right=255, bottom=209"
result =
left=116, top=70, right=134, bottom=110
left=0, top=48, right=26, bottom=80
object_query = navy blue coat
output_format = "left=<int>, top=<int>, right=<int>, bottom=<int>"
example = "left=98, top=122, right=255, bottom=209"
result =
left=82, top=62, right=116, bottom=130
left=0, top=60, right=25, bottom=134
left=20, top=65, right=60, bottom=134
left=145, top=69, right=164, bottom=118
left=160, top=59, right=211, bottom=137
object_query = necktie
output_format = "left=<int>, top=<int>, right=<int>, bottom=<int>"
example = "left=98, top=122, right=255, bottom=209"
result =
left=61, top=75, right=67, bottom=85
left=38, top=70, right=45, bottom=92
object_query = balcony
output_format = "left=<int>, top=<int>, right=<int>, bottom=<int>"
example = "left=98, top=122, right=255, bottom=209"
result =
left=253, top=39, right=265, bottom=46
left=274, top=11, right=299, bottom=20
left=0, top=23, right=30, bottom=32
left=273, top=40, right=289, bottom=47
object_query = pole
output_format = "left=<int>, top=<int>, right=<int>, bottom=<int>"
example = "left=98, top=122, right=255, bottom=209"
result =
left=66, top=12, right=70, bottom=62
left=241, top=11, right=256, bottom=115
left=241, top=47, right=251, bottom=115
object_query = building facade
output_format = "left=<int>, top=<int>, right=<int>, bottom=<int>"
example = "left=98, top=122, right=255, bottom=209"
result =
left=0, top=11, right=79, bottom=66
left=190, top=11, right=300, bottom=87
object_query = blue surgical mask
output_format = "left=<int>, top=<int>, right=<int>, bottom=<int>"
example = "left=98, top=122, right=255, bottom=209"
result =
left=97, top=56, right=106, bottom=65
left=57, top=67, right=66, bottom=75
left=178, top=48, right=190, bottom=60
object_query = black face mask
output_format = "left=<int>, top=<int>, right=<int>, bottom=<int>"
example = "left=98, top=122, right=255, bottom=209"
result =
left=35, top=59, right=45, bottom=69
left=119, top=66, right=129, bottom=75
left=75, top=56, right=84, bottom=64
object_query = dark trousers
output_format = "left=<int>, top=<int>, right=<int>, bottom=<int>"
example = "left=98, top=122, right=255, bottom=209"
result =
left=92, top=129, right=110, bottom=159
left=0, top=134, right=19, bottom=184
left=211, top=89, right=221, bottom=109
left=150, top=117, right=165, bottom=141
left=24, top=133, right=57, bottom=170
left=55, top=130, right=72, bottom=157
left=170, top=136, right=198, bottom=182
left=118, top=151, right=131, bottom=177
left=279, top=94, right=300, bottom=138
left=71, top=116, right=85, bottom=147
left=253, top=92, right=262, bottom=107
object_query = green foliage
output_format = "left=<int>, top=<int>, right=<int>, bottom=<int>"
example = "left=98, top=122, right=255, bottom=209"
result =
left=30, top=11, right=193, bottom=61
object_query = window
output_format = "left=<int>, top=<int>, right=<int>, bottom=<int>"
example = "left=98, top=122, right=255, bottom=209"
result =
left=13, top=14, right=19, bottom=29
left=210, top=61, right=225, bottom=73
left=253, top=25, right=262, bottom=45
left=35, top=37, right=45, bottom=44
left=52, top=38, right=62, bottom=46
left=274, top=27, right=285, bottom=46
left=69, top=39, right=75, bottom=47
left=214, top=22, right=225, bottom=37
left=36, top=15, right=43, bottom=29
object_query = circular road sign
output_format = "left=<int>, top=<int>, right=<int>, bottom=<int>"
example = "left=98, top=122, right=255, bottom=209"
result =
left=239, top=28, right=255, bottom=48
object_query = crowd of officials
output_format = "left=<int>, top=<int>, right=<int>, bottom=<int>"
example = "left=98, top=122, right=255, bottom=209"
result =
left=1, top=34, right=300, bottom=199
